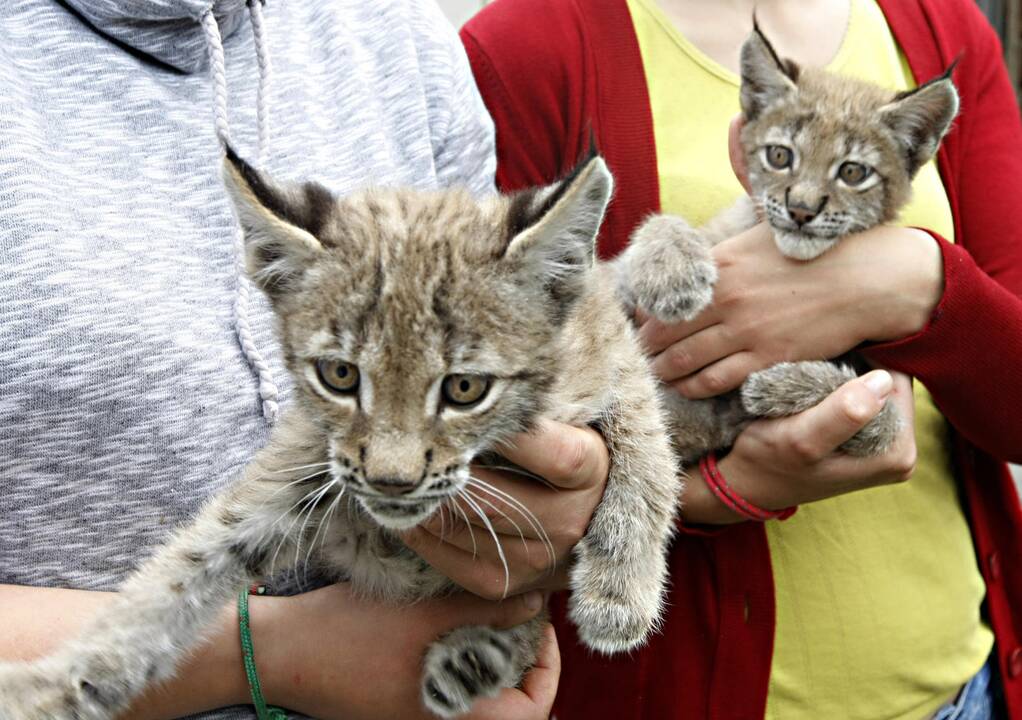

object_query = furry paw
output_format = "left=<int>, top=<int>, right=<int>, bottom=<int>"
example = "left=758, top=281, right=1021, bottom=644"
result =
left=618, top=214, right=717, bottom=323
left=567, top=540, right=662, bottom=655
left=838, top=396, right=901, bottom=456
left=421, top=626, right=520, bottom=718
left=0, top=653, right=144, bottom=720
left=741, top=361, right=858, bottom=418
left=0, top=661, right=97, bottom=720
left=741, top=361, right=901, bottom=457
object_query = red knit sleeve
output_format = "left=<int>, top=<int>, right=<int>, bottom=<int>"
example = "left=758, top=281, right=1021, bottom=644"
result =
left=863, top=6, right=1022, bottom=463
left=459, top=0, right=591, bottom=192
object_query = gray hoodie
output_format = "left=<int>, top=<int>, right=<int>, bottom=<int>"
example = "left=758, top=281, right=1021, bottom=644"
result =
left=0, top=0, right=494, bottom=716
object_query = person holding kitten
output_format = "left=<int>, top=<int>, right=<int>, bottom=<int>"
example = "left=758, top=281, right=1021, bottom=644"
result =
left=0, top=1, right=575, bottom=718
left=462, top=0, right=1022, bottom=718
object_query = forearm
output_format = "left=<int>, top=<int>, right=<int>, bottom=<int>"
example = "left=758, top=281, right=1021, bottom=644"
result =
left=0, top=584, right=251, bottom=719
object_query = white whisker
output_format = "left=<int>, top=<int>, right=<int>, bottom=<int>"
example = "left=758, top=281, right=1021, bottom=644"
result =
left=463, top=487, right=528, bottom=554
left=304, top=487, right=346, bottom=582
left=458, top=490, right=510, bottom=599
left=467, top=476, right=556, bottom=573
left=475, top=463, right=558, bottom=492
left=450, top=495, right=477, bottom=558
left=293, top=481, right=336, bottom=572
left=266, top=461, right=331, bottom=475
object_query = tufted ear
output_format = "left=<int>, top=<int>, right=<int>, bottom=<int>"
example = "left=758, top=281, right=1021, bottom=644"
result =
left=880, top=64, right=959, bottom=177
left=740, top=23, right=799, bottom=121
left=222, top=146, right=333, bottom=298
left=502, top=149, right=613, bottom=314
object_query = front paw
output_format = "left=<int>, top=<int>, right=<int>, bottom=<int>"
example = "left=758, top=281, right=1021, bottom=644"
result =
left=421, top=627, right=519, bottom=718
left=839, top=397, right=901, bottom=457
left=567, top=542, right=663, bottom=654
left=619, top=214, right=717, bottom=323
left=0, top=661, right=94, bottom=720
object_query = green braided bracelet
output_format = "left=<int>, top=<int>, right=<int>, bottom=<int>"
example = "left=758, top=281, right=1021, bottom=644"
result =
left=238, top=588, right=288, bottom=720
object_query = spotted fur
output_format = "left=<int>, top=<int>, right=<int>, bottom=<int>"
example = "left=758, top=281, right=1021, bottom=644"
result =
left=0, top=151, right=680, bottom=719
left=615, top=26, right=958, bottom=463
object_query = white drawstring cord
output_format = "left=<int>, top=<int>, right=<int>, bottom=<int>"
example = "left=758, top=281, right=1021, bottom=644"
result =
left=201, top=6, right=280, bottom=424
left=248, top=0, right=271, bottom=162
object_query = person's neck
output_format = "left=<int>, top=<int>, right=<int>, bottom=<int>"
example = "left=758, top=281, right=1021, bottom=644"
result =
left=653, top=0, right=852, bottom=75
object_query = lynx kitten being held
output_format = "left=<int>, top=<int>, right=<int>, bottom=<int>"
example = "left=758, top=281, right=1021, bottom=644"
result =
left=0, top=150, right=680, bottom=719
left=617, top=26, right=958, bottom=462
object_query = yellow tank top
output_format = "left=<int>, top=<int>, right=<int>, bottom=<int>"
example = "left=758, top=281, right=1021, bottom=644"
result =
left=624, top=0, right=993, bottom=717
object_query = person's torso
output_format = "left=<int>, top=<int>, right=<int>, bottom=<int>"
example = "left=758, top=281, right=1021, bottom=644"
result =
left=0, top=1, right=491, bottom=717
left=626, top=0, right=993, bottom=717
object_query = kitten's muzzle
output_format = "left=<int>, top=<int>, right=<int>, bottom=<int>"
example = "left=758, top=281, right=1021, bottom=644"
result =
left=785, top=191, right=829, bottom=228
left=366, top=476, right=418, bottom=497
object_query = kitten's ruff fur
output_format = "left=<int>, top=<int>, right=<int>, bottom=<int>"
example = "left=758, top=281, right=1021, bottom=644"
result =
left=0, top=152, right=680, bottom=718
left=615, top=26, right=958, bottom=463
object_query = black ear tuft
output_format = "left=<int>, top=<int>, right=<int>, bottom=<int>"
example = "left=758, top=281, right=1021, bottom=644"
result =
left=740, top=22, right=799, bottom=120
left=502, top=154, right=613, bottom=318
left=881, top=64, right=960, bottom=176
left=221, top=149, right=327, bottom=298
left=224, top=145, right=333, bottom=238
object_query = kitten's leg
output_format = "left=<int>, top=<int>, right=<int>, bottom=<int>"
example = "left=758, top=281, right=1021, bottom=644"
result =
left=567, top=361, right=682, bottom=653
left=615, top=195, right=757, bottom=323
left=615, top=213, right=718, bottom=323
left=420, top=614, right=546, bottom=718
left=741, top=361, right=902, bottom=456
left=0, top=411, right=329, bottom=720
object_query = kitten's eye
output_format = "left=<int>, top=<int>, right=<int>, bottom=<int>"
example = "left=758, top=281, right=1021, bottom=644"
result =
left=441, top=375, right=491, bottom=407
left=837, top=161, right=872, bottom=186
left=316, top=359, right=360, bottom=394
left=765, top=145, right=794, bottom=170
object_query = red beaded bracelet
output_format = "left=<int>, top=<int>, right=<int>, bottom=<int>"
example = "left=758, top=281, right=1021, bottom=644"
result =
left=698, top=452, right=797, bottom=522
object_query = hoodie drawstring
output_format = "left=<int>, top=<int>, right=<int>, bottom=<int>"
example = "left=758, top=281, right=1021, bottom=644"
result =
left=201, top=4, right=280, bottom=424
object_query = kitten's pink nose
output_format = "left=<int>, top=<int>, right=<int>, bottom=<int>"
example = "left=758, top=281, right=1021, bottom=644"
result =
left=367, top=477, right=417, bottom=497
left=786, top=195, right=828, bottom=227
left=787, top=205, right=816, bottom=226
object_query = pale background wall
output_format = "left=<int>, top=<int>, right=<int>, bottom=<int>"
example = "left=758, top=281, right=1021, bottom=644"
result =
left=436, top=0, right=489, bottom=28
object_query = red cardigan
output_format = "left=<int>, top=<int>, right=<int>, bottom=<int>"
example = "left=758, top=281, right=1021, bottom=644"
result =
left=461, top=1, right=1022, bottom=717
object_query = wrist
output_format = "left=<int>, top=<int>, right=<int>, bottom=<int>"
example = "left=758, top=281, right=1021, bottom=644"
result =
left=679, top=463, right=744, bottom=526
left=246, top=592, right=296, bottom=711
left=864, top=228, right=944, bottom=342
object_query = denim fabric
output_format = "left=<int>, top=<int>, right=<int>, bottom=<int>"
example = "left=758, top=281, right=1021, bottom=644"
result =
left=932, top=655, right=1007, bottom=720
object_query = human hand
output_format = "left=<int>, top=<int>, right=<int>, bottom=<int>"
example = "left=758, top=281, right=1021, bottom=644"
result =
left=637, top=117, right=944, bottom=400
left=681, top=369, right=918, bottom=524
left=259, top=584, right=557, bottom=720
left=402, top=419, right=610, bottom=599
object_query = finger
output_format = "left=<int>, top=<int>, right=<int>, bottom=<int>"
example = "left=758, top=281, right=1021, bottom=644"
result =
left=409, top=518, right=556, bottom=576
left=520, top=624, right=560, bottom=706
left=637, top=311, right=720, bottom=356
left=650, top=324, right=740, bottom=383
left=788, top=370, right=895, bottom=459
left=433, top=589, right=545, bottom=631
left=728, top=114, right=753, bottom=194
left=421, top=472, right=555, bottom=540
left=404, top=527, right=553, bottom=599
left=499, top=420, right=609, bottom=491
left=673, top=351, right=759, bottom=399
left=466, top=625, right=561, bottom=720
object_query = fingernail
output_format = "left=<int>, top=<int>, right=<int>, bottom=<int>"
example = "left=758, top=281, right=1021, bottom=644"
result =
left=523, top=591, right=543, bottom=612
left=863, top=370, right=893, bottom=398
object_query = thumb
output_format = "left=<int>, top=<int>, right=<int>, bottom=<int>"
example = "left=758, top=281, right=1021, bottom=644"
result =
left=788, top=370, right=894, bottom=458
left=435, top=590, right=545, bottom=632
left=728, top=114, right=753, bottom=195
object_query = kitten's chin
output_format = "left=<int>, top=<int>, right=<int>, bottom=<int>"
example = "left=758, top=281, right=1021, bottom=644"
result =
left=358, top=496, right=442, bottom=531
left=773, top=231, right=840, bottom=261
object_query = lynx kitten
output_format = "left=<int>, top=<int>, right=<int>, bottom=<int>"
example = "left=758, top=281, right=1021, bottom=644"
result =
left=0, top=149, right=680, bottom=719
left=616, top=26, right=959, bottom=462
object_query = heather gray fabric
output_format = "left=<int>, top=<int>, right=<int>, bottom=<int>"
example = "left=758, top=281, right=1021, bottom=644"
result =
left=0, top=0, right=495, bottom=717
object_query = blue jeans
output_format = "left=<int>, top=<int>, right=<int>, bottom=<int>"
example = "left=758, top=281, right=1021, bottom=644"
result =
left=932, top=655, right=1007, bottom=720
